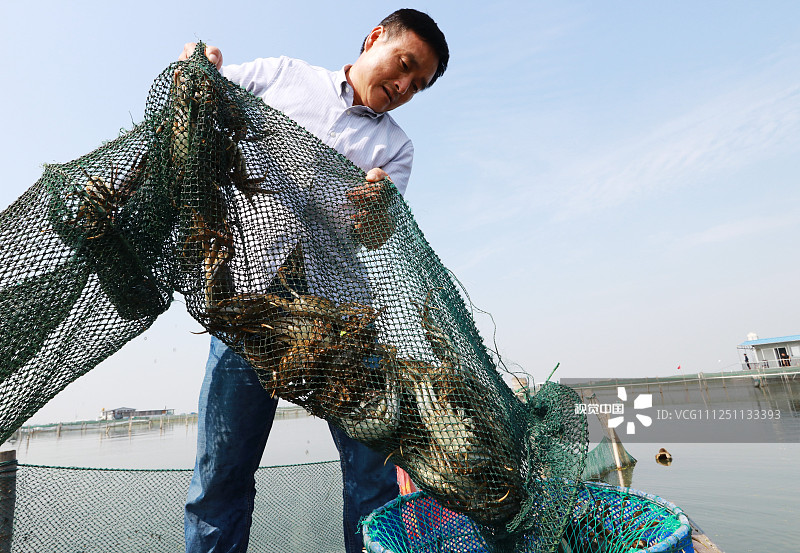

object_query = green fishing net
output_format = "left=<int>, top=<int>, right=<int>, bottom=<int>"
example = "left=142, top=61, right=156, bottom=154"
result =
left=0, top=45, right=587, bottom=551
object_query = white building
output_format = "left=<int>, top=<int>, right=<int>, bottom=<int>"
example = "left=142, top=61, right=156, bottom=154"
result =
left=738, top=334, right=800, bottom=369
left=100, top=407, right=174, bottom=420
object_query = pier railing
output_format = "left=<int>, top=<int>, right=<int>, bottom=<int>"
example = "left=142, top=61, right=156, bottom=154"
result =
left=742, top=358, right=798, bottom=370
left=563, top=365, right=799, bottom=392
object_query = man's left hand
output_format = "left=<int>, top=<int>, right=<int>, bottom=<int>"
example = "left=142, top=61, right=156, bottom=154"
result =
left=347, top=168, right=396, bottom=250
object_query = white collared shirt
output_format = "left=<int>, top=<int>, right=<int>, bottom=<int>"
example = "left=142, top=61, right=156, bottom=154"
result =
left=221, top=56, right=413, bottom=194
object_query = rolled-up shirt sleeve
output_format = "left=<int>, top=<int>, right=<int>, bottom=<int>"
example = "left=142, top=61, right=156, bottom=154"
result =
left=220, top=57, right=285, bottom=97
left=382, top=140, right=413, bottom=197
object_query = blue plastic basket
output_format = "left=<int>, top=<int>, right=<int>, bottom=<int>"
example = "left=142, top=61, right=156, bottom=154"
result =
left=362, top=483, right=693, bottom=553
left=362, top=491, right=490, bottom=553
left=565, top=482, right=693, bottom=553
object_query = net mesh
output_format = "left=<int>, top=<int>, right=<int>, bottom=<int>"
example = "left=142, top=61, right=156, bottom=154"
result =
left=3, top=461, right=344, bottom=553
left=581, top=437, right=637, bottom=482
left=0, top=46, right=587, bottom=551
left=0, top=463, right=691, bottom=553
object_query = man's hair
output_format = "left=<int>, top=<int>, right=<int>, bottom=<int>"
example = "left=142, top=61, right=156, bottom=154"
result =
left=361, top=9, right=449, bottom=89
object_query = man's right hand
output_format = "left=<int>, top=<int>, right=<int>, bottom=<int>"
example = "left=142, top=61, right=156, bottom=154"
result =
left=347, top=168, right=396, bottom=250
left=179, top=43, right=223, bottom=70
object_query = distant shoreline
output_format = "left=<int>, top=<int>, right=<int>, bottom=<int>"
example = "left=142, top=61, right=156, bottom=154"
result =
left=13, top=404, right=309, bottom=433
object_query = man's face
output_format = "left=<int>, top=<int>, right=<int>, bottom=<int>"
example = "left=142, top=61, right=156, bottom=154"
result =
left=348, top=27, right=439, bottom=113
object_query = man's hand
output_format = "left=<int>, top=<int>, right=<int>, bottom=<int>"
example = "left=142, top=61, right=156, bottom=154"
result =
left=179, top=43, right=223, bottom=70
left=346, top=168, right=396, bottom=250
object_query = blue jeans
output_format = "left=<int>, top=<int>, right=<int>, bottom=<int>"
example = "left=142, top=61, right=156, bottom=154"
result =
left=185, top=337, right=399, bottom=553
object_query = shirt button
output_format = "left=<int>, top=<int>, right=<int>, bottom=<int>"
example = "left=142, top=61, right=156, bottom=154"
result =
left=329, top=131, right=337, bottom=137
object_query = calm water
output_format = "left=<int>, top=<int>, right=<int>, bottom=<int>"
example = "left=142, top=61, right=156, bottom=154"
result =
left=6, top=411, right=338, bottom=469
left=3, top=377, right=799, bottom=553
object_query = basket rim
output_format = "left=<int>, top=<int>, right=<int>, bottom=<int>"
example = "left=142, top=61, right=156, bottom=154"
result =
left=362, top=491, right=428, bottom=553
left=579, top=481, right=692, bottom=553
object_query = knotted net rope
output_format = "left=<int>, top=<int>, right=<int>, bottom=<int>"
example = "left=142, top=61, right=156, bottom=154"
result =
left=0, top=46, right=587, bottom=552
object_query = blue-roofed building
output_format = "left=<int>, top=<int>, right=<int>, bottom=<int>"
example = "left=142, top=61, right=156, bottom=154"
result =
left=738, top=333, right=800, bottom=369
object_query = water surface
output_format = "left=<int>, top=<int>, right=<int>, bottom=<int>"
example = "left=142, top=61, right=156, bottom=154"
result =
left=4, top=377, right=799, bottom=553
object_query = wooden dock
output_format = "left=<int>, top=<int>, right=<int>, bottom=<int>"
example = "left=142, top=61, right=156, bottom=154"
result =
left=688, top=516, right=726, bottom=552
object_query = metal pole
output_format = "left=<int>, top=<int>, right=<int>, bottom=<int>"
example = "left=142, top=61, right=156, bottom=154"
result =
left=589, top=395, right=625, bottom=472
left=0, top=450, right=17, bottom=553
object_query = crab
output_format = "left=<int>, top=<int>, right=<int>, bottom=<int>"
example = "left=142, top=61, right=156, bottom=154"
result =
left=65, top=156, right=144, bottom=240
left=169, top=68, right=202, bottom=166
left=181, top=209, right=235, bottom=308
left=202, top=257, right=387, bottom=412
left=335, top=345, right=401, bottom=443
left=389, top=290, right=524, bottom=526
left=168, top=66, right=271, bottom=200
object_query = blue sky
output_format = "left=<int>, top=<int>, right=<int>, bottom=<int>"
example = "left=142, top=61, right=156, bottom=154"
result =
left=2, top=1, right=799, bottom=423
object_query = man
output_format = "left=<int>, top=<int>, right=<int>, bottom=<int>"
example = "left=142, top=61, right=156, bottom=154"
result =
left=180, top=9, right=448, bottom=553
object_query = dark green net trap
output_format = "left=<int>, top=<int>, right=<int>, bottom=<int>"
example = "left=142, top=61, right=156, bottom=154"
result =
left=0, top=46, right=587, bottom=551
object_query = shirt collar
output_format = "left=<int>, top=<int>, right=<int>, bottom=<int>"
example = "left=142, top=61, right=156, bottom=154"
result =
left=338, top=65, right=382, bottom=119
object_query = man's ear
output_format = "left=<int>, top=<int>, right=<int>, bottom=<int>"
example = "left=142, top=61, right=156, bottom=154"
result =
left=363, top=26, right=385, bottom=52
